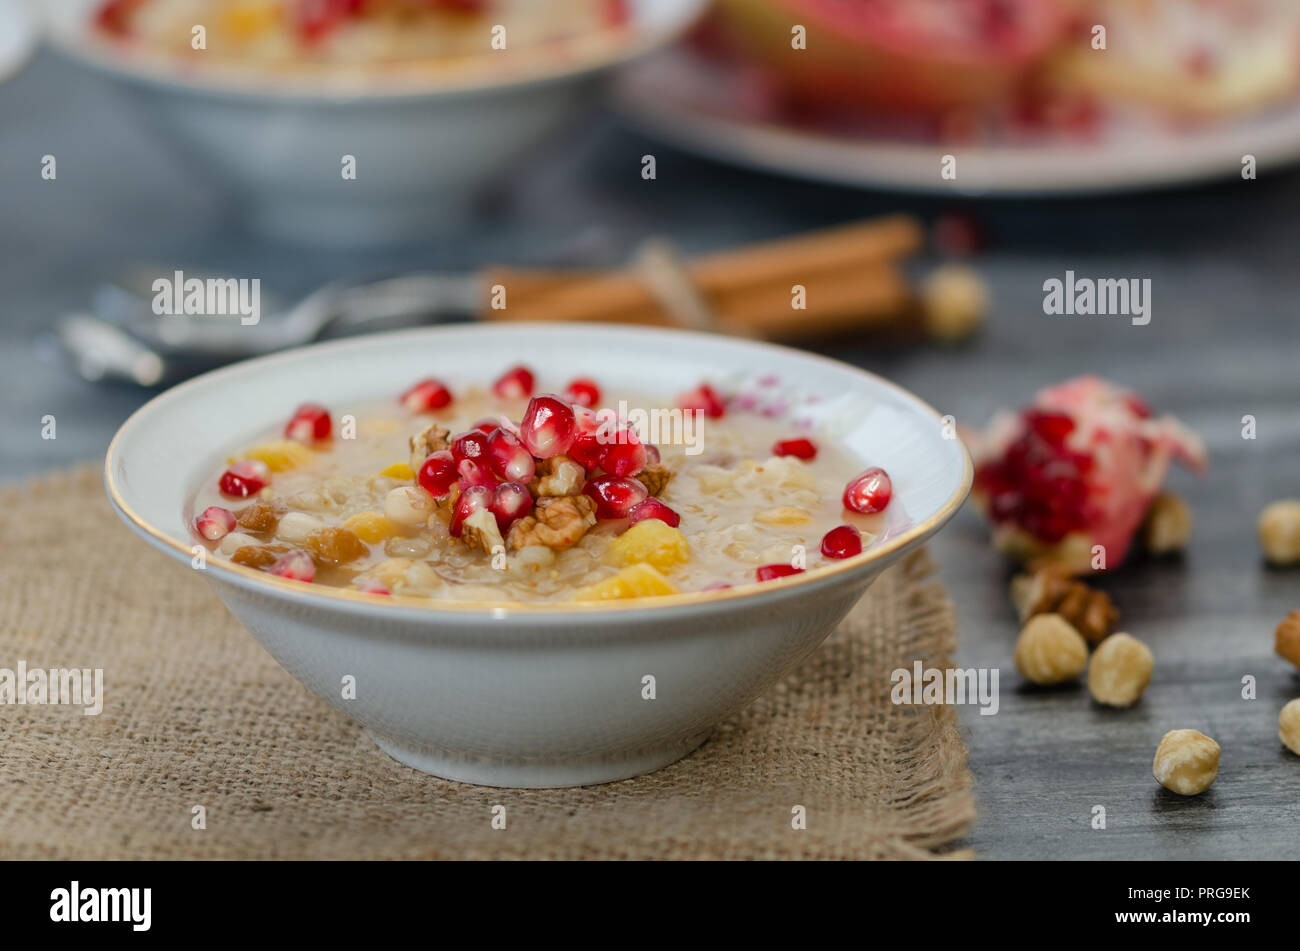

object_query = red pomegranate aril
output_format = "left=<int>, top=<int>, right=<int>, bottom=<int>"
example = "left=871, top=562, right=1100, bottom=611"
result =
left=219, top=460, right=270, bottom=498
left=583, top=474, right=648, bottom=519
left=600, top=429, right=647, bottom=477
left=456, top=458, right=500, bottom=490
left=493, top=365, right=535, bottom=400
left=417, top=450, right=458, bottom=497
left=563, top=378, right=601, bottom=408
left=195, top=506, right=236, bottom=541
left=284, top=403, right=331, bottom=443
left=645, top=443, right=661, bottom=464
left=267, top=549, right=315, bottom=583
left=485, top=427, right=536, bottom=483
left=451, top=429, right=489, bottom=462
left=472, top=418, right=500, bottom=434
left=450, top=484, right=493, bottom=538
left=491, top=481, right=533, bottom=532
left=519, top=394, right=577, bottom=459
left=843, top=467, right=892, bottom=515
left=627, top=497, right=680, bottom=528
left=568, top=432, right=603, bottom=471
left=401, top=378, right=453, bottom=413
left=677, top=383, right=726, bottom=418
left=773, top=437, right=817, bottom=460
left=820, top=525, right=862, bottom=559
left=702, top=581, right=732, bottom=592
left=756, top=564, right=804, bottom=582
left=357, top=580, right=390, bottom=596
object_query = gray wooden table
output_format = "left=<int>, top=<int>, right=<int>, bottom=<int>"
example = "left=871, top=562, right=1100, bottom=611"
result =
left=3, top=52, right=1298, bottom=860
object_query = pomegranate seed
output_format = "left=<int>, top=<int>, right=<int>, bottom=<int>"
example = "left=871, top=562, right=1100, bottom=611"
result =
left=400, top=378, right=453, bottom=412
left=677, top=383, right=725, bottom=418
left=773, top=437, right=817, bottom=460
left=520, top=394, right=577, bottom=459
left=357, top=579, right=390, bottom=596
left=756, top=564, right=804, bottom=582
left=451, top=429, right=489, bottom=462
left=219, top=460, right=270, bottom=498
left=450, top=484, right=492, bottom=538
left=583, top=474, right=648, bottom=519
left=195, top=505, right=236, bottom=541
left=472, top=418, right=500, bottom=434
left=702, top=581, right=732, bottom=592
left=456, top=458, right=500, bottom=490
left=563, top=377, right=601, bottom=408
left=569, top=433, right=603, bottom=472
left=645, top=444, right=661, bottom=465
left=820, top=525, right=862, bottom=559
left=627, top=497, right=680, bottom=528
left=284, top=403, right=331, bottom=443
left=491, top=481, right=533, bottom=532
left=493, top=365, right=535, bottom=400
left=417, top=450, right=458, bottom=497
left=486, top=427, right=536, bottom=483
left=600, top=429, right=647, bottom=477
left=573, top=408, right=600, bottom=435
left=266, top=549, right=315, bottom=583
left=843, top=467, right=892, bottom=515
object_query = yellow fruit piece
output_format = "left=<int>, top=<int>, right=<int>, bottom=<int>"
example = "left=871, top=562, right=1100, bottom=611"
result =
left=605, top=519, right=691, bottom=572
left=380, top=462, right=415, bottom=481
left=343, top=511, right=398, bottom=544
left=754, top=506, right=812, bottom=526
left=573, top=563, right=679, bottom=601
left=223, top=1, right=278, bottom=39
left=239, top=440, right=315, bottom=473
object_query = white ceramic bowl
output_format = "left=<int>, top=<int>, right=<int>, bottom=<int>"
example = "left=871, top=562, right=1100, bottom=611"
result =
left=43, top=0, right=705, bottom=244
left=106, top=324, right=971, bottom=787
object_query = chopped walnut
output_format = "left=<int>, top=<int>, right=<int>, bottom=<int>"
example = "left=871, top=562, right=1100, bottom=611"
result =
left=409, top=422, right=451, bottom=472
left=529, top=455, right=585, bottom=497
left=507, top=494, right=597, bottom=551
left=235, top=498, right=286, bottom=534
left=231, top=543, right=291, bottom=569
left=461, top=507, right=506, bottom=554
left=1010, top=565, right=1118, bottom=645
left=635, top=462, right=673, bottom=497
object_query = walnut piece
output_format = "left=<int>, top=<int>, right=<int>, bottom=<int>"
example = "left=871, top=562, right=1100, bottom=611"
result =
left=235, top=498, right=285, bottom=534
left=635, top=463, right=673, bottom=497
left=461, top=507, right=506, bottom=554
left=1087, top=632, right=1153, bottom=707
left=1142, top=492, right=1193, bottom=554
left=1275, top=611, right=1300, bottom=671
left=409, top=422, right=451, bottom=472
left=529, top=455, right=585, bottom=497
left=507, top=494, right=597, bottom=551
left=1014, top=613, right=1088, bottom=685
left=1152, top=729, right=1220, bottom=796
left=1009, top=565, right=1118, bottom=645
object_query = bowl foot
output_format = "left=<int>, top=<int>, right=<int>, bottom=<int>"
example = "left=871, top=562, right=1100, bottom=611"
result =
left=368, top=729, right=713, bottom=789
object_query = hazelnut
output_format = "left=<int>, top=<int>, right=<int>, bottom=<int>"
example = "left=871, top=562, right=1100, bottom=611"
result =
left=920, top=264, right=988, bottom=343
left=1258, top=499, right=1300, bottom=565
left=1280, top=699, right=1300, bottom=756
left=1014, top=613, right=1088, bottom=685
left=1275, top=611, right=1300, bottom=671
left=1152, top=729, right=1220, bottom=796
left=1087, top=632, right=1153, bottom=707
left=1142, top=492, right=1193, bottom=555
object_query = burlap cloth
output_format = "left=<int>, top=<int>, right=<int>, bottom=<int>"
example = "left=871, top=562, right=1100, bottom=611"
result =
left=0, top=466, right=974, bottom=860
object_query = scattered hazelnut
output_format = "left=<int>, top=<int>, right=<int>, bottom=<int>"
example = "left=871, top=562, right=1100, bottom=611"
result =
left=1152, top=729, right=1220, bottom=796
left=920, top=264, right=988, bottom=343
left=1014, top=613, right=1088, bottom=685
left=1087, top=632, right=1153, bottom=707
left=1258, top=499, right=1300, bottom=565
left=1280, top=700, right=1300, bottom=756
left=1275, top=611, right=1300, bottom=671
left=1142, top=492, right=1193, bottom=555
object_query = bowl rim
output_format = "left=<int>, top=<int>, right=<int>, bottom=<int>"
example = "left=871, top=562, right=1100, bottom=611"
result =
left=43, top=0, right=709, bottom=104
left=104, top=323, right=972, bottom=619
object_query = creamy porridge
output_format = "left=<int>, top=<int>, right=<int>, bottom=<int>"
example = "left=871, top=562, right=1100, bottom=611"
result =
left=191, top=367, right=895, bottom=602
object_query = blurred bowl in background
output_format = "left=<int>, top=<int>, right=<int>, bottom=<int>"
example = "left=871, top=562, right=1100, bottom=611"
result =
left=44, top=0, right=706, bottom=245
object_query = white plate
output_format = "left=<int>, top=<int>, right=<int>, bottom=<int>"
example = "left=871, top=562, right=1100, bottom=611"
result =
left=613, top=48, right=1300, bottom=196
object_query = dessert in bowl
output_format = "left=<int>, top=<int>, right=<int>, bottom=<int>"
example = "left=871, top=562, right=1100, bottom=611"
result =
left=44, top=0, right=706, bottom=243
left=106, top=324, right=971, bottom=787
